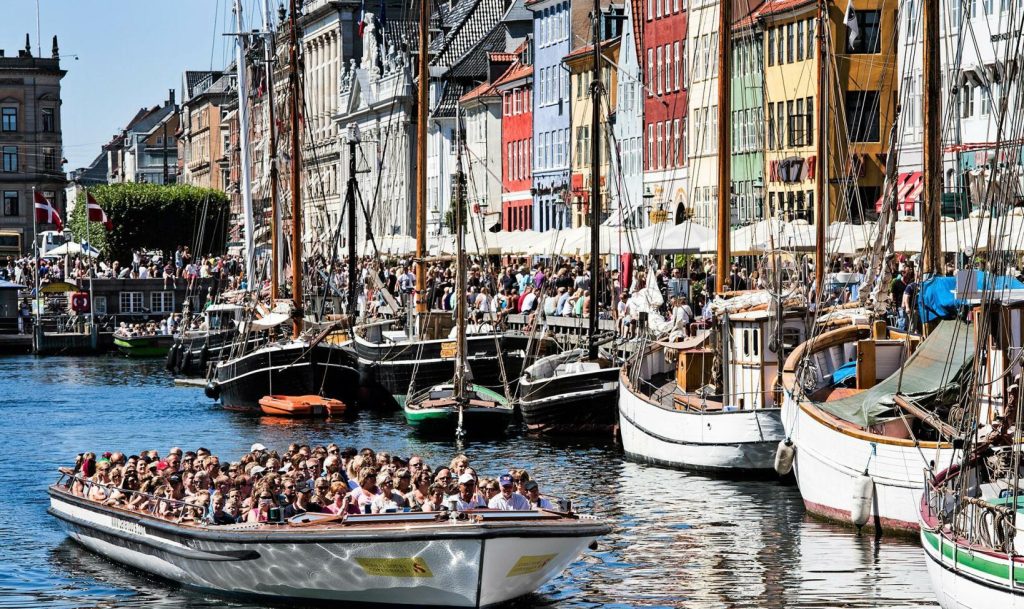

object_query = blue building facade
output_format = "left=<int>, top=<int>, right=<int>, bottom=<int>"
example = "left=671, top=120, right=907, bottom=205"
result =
left=528, top=0, right=571, bottom=232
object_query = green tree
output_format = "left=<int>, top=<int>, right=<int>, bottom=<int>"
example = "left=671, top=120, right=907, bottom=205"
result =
left=68, top=183, right=229, bottom=262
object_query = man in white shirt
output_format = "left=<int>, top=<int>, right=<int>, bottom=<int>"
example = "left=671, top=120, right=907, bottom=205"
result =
left=487, top=474, right=531, bottom=511
left=520, top=286, right=537, bottom=313
left=446, top=473, right=486, bottom=511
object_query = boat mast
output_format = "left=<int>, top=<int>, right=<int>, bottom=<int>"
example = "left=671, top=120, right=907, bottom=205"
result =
left=261, top=0, right=282, bottom=301
left=414, top=0, right=429, bottom=315
left=587, top=0, right=603, bottom=360
left=345, top=128, right=359, bottom=320
left=714, top=0, right=732, bottom=295
left=454, top=109, right=467, bottom=401
left=234, top=0, right=257, bottom=292
left=921, top=0, right=942, bottom=276
left=814, top=0, right=827, bottom=296
left=287, top=0, right=303, bottom=338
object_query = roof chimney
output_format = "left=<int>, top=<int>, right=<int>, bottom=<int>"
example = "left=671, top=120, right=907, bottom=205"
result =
left=168, top=89, right=176, bottom=107
left=24, top=33, right=31, bottom=57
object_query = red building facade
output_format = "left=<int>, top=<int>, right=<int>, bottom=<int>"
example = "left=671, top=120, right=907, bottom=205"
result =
left=643, top=0, right=687, bottom=218
left=494, top=51, right=534, bottom=231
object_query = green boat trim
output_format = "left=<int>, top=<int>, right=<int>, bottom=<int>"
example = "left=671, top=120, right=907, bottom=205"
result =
left=403, top=383, right=513, bottom=431
left=922, top=528, right=1024, bottom=585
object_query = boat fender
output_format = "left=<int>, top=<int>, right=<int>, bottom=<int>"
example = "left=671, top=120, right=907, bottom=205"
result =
left=851, top=473, right=874, bottom=528
left=774, top=439, right=795, bottom=476
left=199, top=344, right=210, bottom=369
left=588, top=541, right=599, bottom=551
left=165, top=343, right=179, bottom=372
left=204, top=380, right=221, bottom=400
left=181, top=350, right=193, bottom=374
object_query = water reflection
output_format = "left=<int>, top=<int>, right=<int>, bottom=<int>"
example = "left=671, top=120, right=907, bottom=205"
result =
left=0, top=356, right=937, bottom=608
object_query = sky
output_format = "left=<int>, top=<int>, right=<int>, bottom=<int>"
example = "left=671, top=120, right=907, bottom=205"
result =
left=0, top=0, right=259, bottom=171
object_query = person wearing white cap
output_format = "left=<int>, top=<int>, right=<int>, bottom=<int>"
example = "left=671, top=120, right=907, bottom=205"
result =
left=444, top=473, right=486, bottom=511
left=250, top=443, right=266, bottom=453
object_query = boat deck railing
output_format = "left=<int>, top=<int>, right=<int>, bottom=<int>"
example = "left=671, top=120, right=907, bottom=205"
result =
left=54, top=472, right=207, bottom=523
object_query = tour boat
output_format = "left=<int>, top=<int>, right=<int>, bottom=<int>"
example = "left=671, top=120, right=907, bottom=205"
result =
left=618, top=303, right=806, bottom=475
left=48, top=475, right=609, bottom=608
left=519, top=348, right=620, bottom=435
left=404, top=383, right=514, bottom=436
left=113, top=331, right=174, bottom=358
left=780, top=319, right=972, bottom=534
left=258, top=394, right=346, bottom=417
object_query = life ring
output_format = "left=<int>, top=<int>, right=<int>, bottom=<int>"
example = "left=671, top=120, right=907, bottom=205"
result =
left=70, top=292, right=90, bottom=313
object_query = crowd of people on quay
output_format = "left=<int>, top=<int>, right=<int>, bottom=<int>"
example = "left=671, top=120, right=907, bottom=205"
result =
left=62, top=443, right=557, bottom=524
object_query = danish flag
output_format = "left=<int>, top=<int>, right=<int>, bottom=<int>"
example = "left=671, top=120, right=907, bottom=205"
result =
left=34, top=191, right=63, bottom=231
left=86, top=193, right=114, bottom=230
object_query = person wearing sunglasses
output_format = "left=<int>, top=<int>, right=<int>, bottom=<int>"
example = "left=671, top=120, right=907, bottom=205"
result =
left=487, top=474, right=530, bottom=511
left=246, top=492, right=274, bottom=523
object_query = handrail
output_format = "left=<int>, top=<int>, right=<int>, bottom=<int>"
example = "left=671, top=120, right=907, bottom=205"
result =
left=56, top=472, right=207, bottom=523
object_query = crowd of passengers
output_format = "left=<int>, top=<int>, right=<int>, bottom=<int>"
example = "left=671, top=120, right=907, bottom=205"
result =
left=62, top=443, right=556, bottom=525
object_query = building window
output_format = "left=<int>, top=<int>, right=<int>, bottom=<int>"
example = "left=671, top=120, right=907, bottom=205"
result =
left=151, top=291, right=175, bottom=313
left=1, top=107, right=16, bottom=132
left=2, top=146, right=17, bottom=172
left=786, top=23, right=794, bottom=63
left=846, top=91, right=881, bottom=142
left=961, top=82, right=974, bottom=118
left=981, top=86, right=992, bottom=115
left=93, top=296, right=108, bottom=315
left=43, top=147, right=55, bottom=171
left=656, top=46, right=663, bottom=95
left=120, top=291, right=145, bottom=313
left=786, top=100, right=795, bottom=146
left=807, top=18, right=815, bottom=56
left=2, top=191, right=17, bottom=216
left=673, top=119, right=681, bottom=167
left=849, top=11, right=882, bottom=54
left=806, top=97, right=814, bottom=146
left=767, top=28, right=775, bottom=66
left=42, top=108, right=55, bottom=132
left=796, top=20, right=805, bottom=61
left=767, top=103, right=776, bottom=149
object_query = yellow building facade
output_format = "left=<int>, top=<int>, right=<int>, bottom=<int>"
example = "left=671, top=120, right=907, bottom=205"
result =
left=762, top=0, right=897, bottom=225
left=564, top=38, right=619, bottom=228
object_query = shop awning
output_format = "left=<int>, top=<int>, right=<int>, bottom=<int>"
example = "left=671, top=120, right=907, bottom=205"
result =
left=875, top=171, right=923, bottom=214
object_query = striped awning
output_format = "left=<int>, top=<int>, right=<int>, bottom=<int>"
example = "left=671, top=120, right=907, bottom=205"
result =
left=875, top=171, right=924, bottom=214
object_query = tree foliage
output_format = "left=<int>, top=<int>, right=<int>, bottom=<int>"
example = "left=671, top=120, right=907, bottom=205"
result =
left=68, top=183, right=230, bottom=262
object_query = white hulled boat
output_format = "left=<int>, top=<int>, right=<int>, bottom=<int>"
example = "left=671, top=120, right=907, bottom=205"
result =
left=780, top=319, right=973, bottom=534
left=619, top=294, right=807, bottom=474
left=49, top=474, right=609, bottom=607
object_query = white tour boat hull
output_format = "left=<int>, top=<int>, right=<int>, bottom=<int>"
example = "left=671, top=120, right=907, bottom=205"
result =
left=618, top=373, right=784, bottom=474
left=782, top=390, right=953, bottom=533
left=49, top=491, right=606, bottom=607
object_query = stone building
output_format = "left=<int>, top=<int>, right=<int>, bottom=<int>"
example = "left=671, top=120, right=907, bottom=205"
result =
left=178, top=71, right=235, bottom=191
left=105, top=91, right=178, bottom=185
left=0, top=34, right=66, bottom=250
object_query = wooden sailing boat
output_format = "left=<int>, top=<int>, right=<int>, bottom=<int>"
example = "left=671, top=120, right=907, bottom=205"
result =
left=403, top=108, right=513, bottom=437
left=518, top=0, right=622, bottom=436
left=207, top=0, right=361, bottom=411
left=615, top=0, right=800, bottom=474
left=778, top=0, right=972, bottom=535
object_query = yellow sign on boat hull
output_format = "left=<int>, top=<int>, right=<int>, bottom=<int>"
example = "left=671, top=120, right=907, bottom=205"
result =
left=506, top=553, right=558, bottom=577
left=355, top=557, right=434, bottom=578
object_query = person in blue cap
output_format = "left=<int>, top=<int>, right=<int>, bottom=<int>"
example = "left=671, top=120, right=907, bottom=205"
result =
left=487, top=474, right=530, bottom=511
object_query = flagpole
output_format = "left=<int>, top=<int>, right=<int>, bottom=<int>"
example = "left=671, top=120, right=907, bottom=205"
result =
left=32, top=186, right=39, bottom=348
left=85, top=187, right=95, bottom=330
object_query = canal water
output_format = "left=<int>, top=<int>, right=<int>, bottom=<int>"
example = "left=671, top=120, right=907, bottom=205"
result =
left=0, top=355, right=937, bottom=608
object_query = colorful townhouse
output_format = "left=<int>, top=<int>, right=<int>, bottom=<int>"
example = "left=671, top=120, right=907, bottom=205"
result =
left=643, top=0, right=688, bottom=224
left=494, top=42, right=534, bottom=231
left=527, top=0, right=573, bottom=232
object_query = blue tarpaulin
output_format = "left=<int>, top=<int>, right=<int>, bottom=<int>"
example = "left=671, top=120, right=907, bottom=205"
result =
left=829, top=361, right=858, bottom=386
left=918, top=273, right=1024, bottom=323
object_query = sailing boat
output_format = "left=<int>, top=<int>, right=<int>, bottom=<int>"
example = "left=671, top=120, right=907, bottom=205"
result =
left=518, top=4, right=622, bottom=436
left=615, top=0, right=796, bottom=474
left=207, top=0, right=361, bottom=411
left=403, top=111, right=514, bottom=437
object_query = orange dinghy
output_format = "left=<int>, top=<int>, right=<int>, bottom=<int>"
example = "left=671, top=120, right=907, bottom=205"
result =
left=258, top=395, right=346, bottom=417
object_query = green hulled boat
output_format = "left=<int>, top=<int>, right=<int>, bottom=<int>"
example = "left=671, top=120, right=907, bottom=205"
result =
left=113, top=332, right=174, bottom=358
left=404, top=383, right=513, bottom=437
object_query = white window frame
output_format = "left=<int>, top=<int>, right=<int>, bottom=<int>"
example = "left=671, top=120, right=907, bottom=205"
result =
left=120, top=291, right=144, bottom=314
left=151, top=291, right=175, bottom=314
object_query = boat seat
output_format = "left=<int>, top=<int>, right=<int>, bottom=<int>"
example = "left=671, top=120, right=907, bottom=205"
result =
left=382, top=330, right=408, bottom=343
left=555, top=362, right=602, bottom=375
